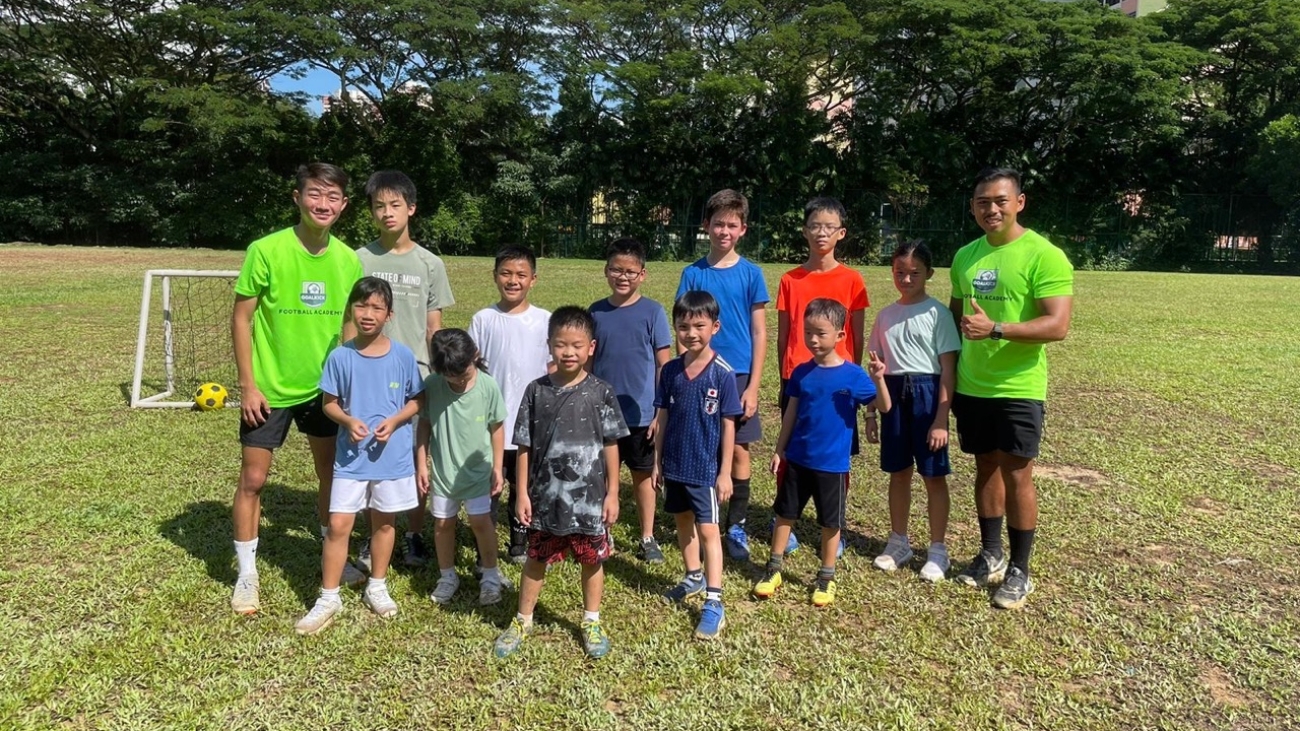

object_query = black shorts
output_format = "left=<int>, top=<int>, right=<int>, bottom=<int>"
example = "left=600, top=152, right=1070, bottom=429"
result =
left=503, top=449, right=519, bottom=487
left=779, top=378, right=859, bottom=456
left=239, top=394, right=337, bottom=449
left=952, top=393, right=1045, bottom=459
left=773, top=460, right=847, bottom=529
left=734, top=373, right=762, bottom=445
left=617, top=426, right=655, bottom=473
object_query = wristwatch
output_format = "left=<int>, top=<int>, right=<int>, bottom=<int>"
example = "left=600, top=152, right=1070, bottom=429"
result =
left=991, top=323, right=1004, bottom=340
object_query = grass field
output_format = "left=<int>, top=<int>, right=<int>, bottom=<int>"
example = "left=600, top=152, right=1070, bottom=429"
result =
left=1, top=244, right=1298, bottom=731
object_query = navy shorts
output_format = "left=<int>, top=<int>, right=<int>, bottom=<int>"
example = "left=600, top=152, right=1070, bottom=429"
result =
left=617, top=426, right=655, bottom=473
left=780, top=378, right=859, bottom=456
left=880, top=374, right=951, bottom=477
left=773, top=461, right=847, bottom=529
left=664, top=479, right=720, bottom=524
left=952, top=393, right=1045, bottom=459
left=733, top=373, right=762, bottom=445
left=239, top=394, right=337, bottom=449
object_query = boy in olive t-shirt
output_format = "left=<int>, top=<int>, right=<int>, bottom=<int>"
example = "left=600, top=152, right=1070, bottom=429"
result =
left=230, top=162, right=365, bottom=616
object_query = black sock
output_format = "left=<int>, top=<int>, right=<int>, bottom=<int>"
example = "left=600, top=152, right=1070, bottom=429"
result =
left=1007, top=526, right=1036, bottom=574
left=726, top=478, right=751, bottom=528
left=979, top=516, right=1005, bottom=559
left=766, top=554, right=784, bottom=572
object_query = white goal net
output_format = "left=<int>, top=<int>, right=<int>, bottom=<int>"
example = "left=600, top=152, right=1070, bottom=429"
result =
left=130, top=269, right=241, bottom=408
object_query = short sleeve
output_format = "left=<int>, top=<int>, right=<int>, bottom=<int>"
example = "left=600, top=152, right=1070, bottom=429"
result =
left=486, top=378, right=507, bottom=425
left=747, top=264, right=770, bottom=306
left=849, top=271, right=869, bottom=310
left=675, top=265, right=694, bottom=302
left=427, top=256, right=455, bottom=311
left=599, top=384, right=631, bottom=442
left=719, top=371, right=743, bottom=417
left=319, top=349, right=344, bottom=397
left=1032, top=246, right=1074, bottom=299
left=933, top=304, right=962, bottom=355
left=949, top=249, right=967, bottom=301
left=651, top=304, right=672, bottom=350
left=853, top=367, right=878, bottom=406
left=233, top=243, right=269, bottom=298
left=512, top=382, right=535, bottom=448
left=653, top=362, right=673, bottom=410
left=776, top=273, right=792, bottom=313
left=466, top=313, right=487, bottom=370
left=404, top=350, right=424, bottom=399
left=867, top=314, right=884, bottom=358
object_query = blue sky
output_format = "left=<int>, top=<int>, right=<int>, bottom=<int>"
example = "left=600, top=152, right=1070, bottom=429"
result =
left=269, top=67, right=338, bottom=114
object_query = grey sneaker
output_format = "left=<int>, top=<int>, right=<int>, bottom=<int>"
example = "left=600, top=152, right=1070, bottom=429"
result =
left=363, top=584, right=398, bottom=618
left=992, top=566, right=1034, bottom=609
left=919, top=545, right=950, bottom=583
left=430, top=574, right=460, bottom=604
left=231, top=575, right=260, bottom=615
left=356, top=539, right=372, bottom=573
left=342, top=561, right=367, bottom=586
left=873, top=534, right=914, bottom=572
left=955, top=550, right=1008, bottom=588
left=639, top=537, right=665, bottom=564
left=479, top=576, right=504, bottom=606
left=476, top=563, right=514, bottom=591
left=295, top=596, right=342, bottom=635
left=404, top=534, right=430, bottom=567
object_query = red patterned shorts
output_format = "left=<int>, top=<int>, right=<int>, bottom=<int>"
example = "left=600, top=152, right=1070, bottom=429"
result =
left=527, top=530, right=612, bottom=566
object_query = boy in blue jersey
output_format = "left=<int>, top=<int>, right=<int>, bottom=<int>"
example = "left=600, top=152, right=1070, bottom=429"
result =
left=757, top=299, right=891, bottom=607
left=296, top=277, right=425, bottom=634
left=590, top=237, right=673, bottom=563
left=653, top=291, right=743, bottom=640
left=675, top=189, right=769, bottom=561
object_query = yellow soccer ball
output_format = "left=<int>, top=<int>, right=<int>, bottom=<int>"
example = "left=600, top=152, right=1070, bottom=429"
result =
left=194, top=382, right=228, bottom=411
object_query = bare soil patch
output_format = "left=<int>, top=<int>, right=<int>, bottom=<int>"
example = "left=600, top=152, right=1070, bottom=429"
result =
left=1037, top=463, right=1110, bottom=488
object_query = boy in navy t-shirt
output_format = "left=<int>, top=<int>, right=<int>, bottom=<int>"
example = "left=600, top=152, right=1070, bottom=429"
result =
left=589, top=238, right=673, bottom=563
left=758, top=299, right=892, bottom=607
left=652, top=291, right=743, bottom=641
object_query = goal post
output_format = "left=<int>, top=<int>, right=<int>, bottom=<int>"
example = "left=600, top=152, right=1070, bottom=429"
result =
left=130, top=269, right=242, bottom=408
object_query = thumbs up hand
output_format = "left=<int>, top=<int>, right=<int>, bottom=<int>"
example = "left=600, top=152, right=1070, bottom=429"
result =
left=961, top=297, right=995, bottom=340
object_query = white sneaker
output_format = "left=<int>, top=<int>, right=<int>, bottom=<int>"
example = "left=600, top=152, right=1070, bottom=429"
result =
left=342, top=561, right=366, bottom=586
left=919, top=545, right=950, bottom=583
left=363, top=584, right=398, bottom=618
left=873, top=534, right=914, bottom=572
left=295, top=596, right=342, bottom=635
left=477, top=564, right=514, bottom=591
left=231, top=575, right=260, bottom=615
left=430, top=574, right=460, bottom=604
left=479, top=576, right=504, bottom=606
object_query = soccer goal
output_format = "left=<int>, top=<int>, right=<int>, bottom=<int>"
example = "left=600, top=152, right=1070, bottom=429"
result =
left=130, top=269, right=241, bottom=408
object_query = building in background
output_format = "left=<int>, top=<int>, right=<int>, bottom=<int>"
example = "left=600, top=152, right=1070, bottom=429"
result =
left=1108, top=0, right=1168, bottom=17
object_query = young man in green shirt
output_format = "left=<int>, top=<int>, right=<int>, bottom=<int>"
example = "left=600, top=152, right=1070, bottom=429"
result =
left=230, top=162, right=365, bottom=615
left=948, top=167, right=1074, bottom=610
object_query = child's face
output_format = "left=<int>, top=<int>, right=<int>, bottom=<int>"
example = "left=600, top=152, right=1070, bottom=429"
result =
left=803, top=315, right=844, bottom=359
left=494, top=258, right=536, bottom=306
left=891, top=254, right=933, bottom=300
left=971, top=178, right=1025, bottom=236
left=549, top=325, right=595, bottom=374
left=674, top=314, right=719, bottom=354
left=293, top=178, right=348, bottom=232
left=370, top=189, right=414, bottom=236
left=351, top=293, right=391, bottom=336
left=604, top=254, right=646, bottom=298
left=803, top=209, right=845, bottom=257
left=441, top=362, right=476, bottom=394
left=706, top=211, right=747, bottom=255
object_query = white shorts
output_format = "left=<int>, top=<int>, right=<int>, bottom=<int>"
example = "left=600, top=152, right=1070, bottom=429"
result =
left=429, top=494, right=493, bottom=519
left=330, top=476, right=419, bottom=514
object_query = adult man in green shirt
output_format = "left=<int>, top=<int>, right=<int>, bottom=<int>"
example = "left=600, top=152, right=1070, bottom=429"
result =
left=948, top=167, right=1074, bottom=610
left=229, top=162, right=365, bottom=615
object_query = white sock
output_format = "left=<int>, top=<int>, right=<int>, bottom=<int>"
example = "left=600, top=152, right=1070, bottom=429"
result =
left=234, top=538, right=258, bottom=577
left=891, top=532, right=910, bottom=545
left=320, top=586, right=340, bottom=603
left=440, top=567, right=456, bottom=579
left=367, top=577, right=386, bottom=592
left=929, top=542, right=947, bottom=554
left=517, top=612, right=533, bottom=628
left=481, top=566, right=501, bottom=580
left=583, top=610, right=600, bottom=623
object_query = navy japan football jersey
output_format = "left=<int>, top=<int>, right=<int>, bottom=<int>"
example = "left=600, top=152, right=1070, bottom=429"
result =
left=654, top=354, right=744, bottom=487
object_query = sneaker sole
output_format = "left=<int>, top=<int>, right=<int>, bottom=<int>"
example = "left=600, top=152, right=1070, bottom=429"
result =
left=956, top=565, right=1007, bottom=588
left=812, top=596, right=835, bottom=608
left=694, top=618, right=726, bottom=641
left=751, top=588, right=779, bottom=599
left=364, top=600, right=398, bottom=619
left=232, top=605, right=258, bottom=615
left=992, top=581, right=1034, bottom=610
left=919, top=569, right=946, bottom=583
left=295, top=614, right=337, bottom=636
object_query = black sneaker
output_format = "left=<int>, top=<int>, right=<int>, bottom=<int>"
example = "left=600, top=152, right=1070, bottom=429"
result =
left=955, top=550, right=1008, bottom=588
left=638, top=537, right=665, bottom=564
left=992, top=566, right=1034, bottom=609
left=404, top=534, right=430, bottom=567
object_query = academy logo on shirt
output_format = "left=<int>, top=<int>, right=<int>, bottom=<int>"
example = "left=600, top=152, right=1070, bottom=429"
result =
left=704, top=387, right=719, bottom=415
left=973, top=269, right=998, bottom=294
left=301, top=281, right=326, bottom=307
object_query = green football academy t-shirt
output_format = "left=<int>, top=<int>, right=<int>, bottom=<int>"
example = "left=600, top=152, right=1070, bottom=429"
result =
left=949, top=229, right=1073, bottom=401
left=234, top=227, right=364, bottom=408
left=356, top=241, right=455, bottom=377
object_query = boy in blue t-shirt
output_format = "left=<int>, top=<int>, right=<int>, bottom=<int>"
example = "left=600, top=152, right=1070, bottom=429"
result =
left=653, top=291, right=743, bottom=641
left=296, top=277, right=425, bottom=635
left=675, top=189, right=769, bottom=561
left=590, top=238, right=673, bottom=563
left=758, top=299, right=891, bottom=607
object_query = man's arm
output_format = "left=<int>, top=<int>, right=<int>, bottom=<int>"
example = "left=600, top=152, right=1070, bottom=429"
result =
left=961, top=296, right=1073, bottom=344
left=231, top=295, right=268, bottom=426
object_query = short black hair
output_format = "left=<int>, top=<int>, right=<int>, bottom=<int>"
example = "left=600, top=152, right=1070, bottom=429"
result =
left=548, top=305, right=595, bottom=340
left=974, top=167, right=1022, bottom=194
left=672, top=290, right=720, bottom=323
left=365, top=170, right=417, bottom=207
left=804, top=196, right=847, bottom=225
left=430, top=328, right=485, bottom=375
left=892, top=239, right=934, bottom=270
left=347, top=276, right=393, bottom=311
left=605, top=237, right=647, bottom=266
left=704, top=189, right=749, bottom=225
left=804, top=298, right=846, bottom=331
left=295, top=162, right=348, bottom=195
left=494, top=244, right=536, bottom=273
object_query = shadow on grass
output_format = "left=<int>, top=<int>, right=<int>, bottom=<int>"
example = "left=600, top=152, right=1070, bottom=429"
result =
left=158, top=483, right=323, bottom=608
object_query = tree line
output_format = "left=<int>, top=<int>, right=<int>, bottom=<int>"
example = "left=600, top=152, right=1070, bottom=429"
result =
left=2, top=0, right=1298, bottom=269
